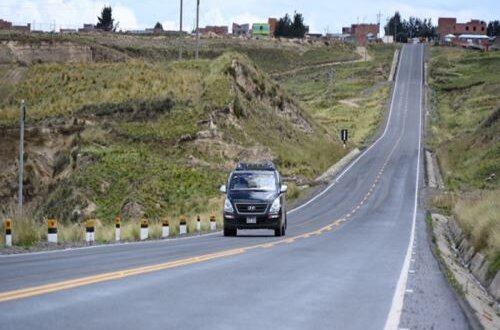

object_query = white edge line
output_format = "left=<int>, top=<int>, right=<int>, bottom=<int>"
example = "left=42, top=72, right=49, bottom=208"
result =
left=289, top=45, right=404, bottom=215
left=383, top=44, right=423, bottom=330
left=0, top=231, right=221, bottom=259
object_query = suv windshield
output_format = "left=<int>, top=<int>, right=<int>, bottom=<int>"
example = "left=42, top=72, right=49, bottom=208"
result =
left=229, top=172, right=276, bottom=191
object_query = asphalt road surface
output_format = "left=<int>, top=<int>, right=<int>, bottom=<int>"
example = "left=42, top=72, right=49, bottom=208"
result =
left=0, top=45, right=469, bottom=330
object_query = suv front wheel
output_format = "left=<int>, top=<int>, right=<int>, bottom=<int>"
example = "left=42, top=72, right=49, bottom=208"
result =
left=274, top=224, right=285, bottom=237
left=224, top=228, right=237, bottom=237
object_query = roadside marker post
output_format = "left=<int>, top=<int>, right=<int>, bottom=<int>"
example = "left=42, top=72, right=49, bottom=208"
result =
left=115, top=217, right=121, bottom=242
left=162, top=219, right=170, bottom=238
left=85, top=220, right=95, bottom=244
left=179, top=217, right=187, bottom=235
left=341, top=129, right=349, bottom=149
left=196, top=215, right=201, bottom=232
left=140, top=219, right=149, bottom=240
left=210, top=215, right=216, bottom=231
left=4, top=219, right=12, bottom=247
left=47, top=219, right=58, bottom=244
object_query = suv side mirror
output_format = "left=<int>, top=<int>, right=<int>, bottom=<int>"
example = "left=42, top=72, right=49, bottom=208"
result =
left=280, top=185, right=288, bottom=194
left=220, top=185, right=227, bottom=193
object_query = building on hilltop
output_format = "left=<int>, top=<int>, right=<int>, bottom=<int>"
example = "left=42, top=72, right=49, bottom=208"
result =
left=232, top=23, right=250, bottom=37
left=438, top=18, right=491, bottom=49
left=342, top=27, right=352, bottom=35
left=438, top=18, right=487, bottom=40
left=0, top=19, right=31, bottom=32
left=350, top=24, right=379, bottom=45
left=326, top=33, right=351, bottom=42
left=0, top=19, right=12, bottom=29
left=252, top=23, right=270, bottom=37
left=78, top=24, right=95, bottom=33
left=268, top=18, right=277, bottom=36
left=198, top=26, right=228, bottom=35
left=341, top=23, right=379, bottom=45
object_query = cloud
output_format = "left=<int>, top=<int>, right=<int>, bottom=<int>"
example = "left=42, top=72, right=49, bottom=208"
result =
left=113, top=4, right=140, bottom=30
left=202, top=8, right=225, bottom=27
left=161, top=20, right=179, bottom=31
left=0, top=0, right=139, bottom=31
left=1, top=0, right=499, bottom=34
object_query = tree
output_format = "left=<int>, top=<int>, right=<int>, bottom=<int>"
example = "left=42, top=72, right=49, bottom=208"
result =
left=384, top=12, right=437, bottom=42
left=275, top=14, right=292, bottom=37
left=291, top=12, right=307, bottom=38
left=154, top=22, right=164, bottom=31
left=385, top=12, right=407, bottom=42
left=274, top=12, right=307, bottom=38
left=487, top=20, right=500, bottom=37
left=96, top=6, right=115, bottom=32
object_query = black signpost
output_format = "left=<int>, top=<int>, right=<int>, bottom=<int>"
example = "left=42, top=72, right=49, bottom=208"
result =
left=341, top=129, right=348, bottom=148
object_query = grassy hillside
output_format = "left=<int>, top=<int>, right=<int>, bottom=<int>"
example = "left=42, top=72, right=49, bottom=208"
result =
left=0, top=51, right=346, bottom=224
left=0, top=33, right=395, bottom=246
left=428, top=46, right=500, bottom=273
left=0, top=31, right=359, bottom=73
left=282, top=44, right=396, bottom=145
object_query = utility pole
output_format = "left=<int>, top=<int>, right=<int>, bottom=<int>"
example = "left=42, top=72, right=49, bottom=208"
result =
left=394, top=15, right=397, bottom=43
left=376, top=11, right=382, bottom=39
left=178, top=0, right=183, bottom=60
left=18, top=100, right=26, bottom=215
left=195, top=0, right=200, bottom=59
left=329, top=69, right=334, bottom=112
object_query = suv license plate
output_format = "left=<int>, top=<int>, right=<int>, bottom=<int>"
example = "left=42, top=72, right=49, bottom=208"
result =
left=246, top=217, right=257, bottom=224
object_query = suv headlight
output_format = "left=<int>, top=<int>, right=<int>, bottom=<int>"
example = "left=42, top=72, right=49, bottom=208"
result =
left=269, top=197, right=281, bottom=214
left=224, top=198, right=234, bottom=213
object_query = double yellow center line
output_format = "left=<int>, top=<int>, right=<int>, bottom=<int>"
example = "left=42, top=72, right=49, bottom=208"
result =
left=0, top=220, right=343, bottom=303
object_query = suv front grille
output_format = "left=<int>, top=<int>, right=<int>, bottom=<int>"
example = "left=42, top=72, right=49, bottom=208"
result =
left=235, top=203, right=268, bottom=214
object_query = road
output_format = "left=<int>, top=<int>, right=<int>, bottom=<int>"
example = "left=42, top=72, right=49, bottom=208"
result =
left=0, top=45, right=469, bottom=330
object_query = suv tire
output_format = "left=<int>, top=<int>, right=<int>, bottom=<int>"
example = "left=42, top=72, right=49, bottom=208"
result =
left=224, top=228, right=237, bottom=237
left=274, top=225, right=285, bottom=237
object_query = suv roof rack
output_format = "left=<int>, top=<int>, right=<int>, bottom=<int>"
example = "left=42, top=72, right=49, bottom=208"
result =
left=235, top=161, right=276, bottom=171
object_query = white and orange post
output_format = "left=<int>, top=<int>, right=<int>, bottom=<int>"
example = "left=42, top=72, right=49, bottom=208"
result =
left=47, top=219, right=58, bottom=243
left=86, top=219, right=95, bottom=244
left=179, top=217, right=187, bottom=235
left=4, top=219, right=12, bottom=247
left=162, top=219, right=170, bottom=238
left=115, top=217, right=121, bottom=242
left=140, top=219, right=149, bottom=240
left=210, top=215, right=217, bottom=231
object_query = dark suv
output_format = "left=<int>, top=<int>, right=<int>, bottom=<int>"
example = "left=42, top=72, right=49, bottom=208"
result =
left=220, top=162, right=288, bottom=237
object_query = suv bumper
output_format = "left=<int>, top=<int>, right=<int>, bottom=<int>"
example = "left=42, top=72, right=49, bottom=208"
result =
left=223, top=213, right=282, bottom=230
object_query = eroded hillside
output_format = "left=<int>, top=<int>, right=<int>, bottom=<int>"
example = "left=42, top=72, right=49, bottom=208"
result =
left=0, top=50, right=345, bottom=222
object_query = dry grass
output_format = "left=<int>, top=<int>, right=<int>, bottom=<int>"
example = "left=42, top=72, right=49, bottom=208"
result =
left=121, top=221, right=140, bottom=241
left=10, top=216, right=42, bottom=247
left=431, top=193, right=456, bottom=215
left=59, top=222, right=84, bottom=243
left=0, top=209, right=225, bottom=249
left=454, top=190, right=500, bottom=257
left=0, top=60, right=204, bottom=124
left=428, top=46, right=500, bottom=274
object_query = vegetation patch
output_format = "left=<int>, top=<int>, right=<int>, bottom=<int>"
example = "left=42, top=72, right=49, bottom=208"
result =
left=0, top=36, right=396, bottom=247
left=429, top=46, right=500, bottom=273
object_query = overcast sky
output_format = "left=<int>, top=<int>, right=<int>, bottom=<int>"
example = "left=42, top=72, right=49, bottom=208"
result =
left=1, top=0, right=498, bottom=34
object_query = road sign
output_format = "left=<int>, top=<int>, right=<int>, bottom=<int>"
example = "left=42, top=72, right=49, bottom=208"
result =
left=341, top=129, right=348, bottom=143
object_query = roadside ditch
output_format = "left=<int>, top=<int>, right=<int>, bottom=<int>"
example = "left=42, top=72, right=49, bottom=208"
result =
left=423, top=53, right=500, bottom=329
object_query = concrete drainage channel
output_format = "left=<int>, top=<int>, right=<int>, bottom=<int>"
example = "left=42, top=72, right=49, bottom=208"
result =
left=431, top=214, right=500, bottom=329
left=424, top=149, right=500, bottom=329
